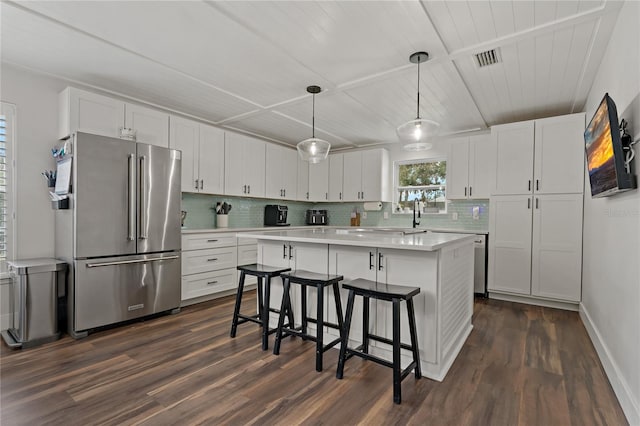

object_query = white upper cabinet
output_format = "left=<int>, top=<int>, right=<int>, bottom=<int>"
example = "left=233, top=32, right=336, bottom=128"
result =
left=59, top=88, right=169, bottom=148
left=297, top=156, right=309, bottom=201
left=343, top=149, right=390, bottom=202
left=533, top=113, right=585, bottom=194
left=265, top=144, right=298, bottom=200
left=170, top=116, right=199, bottom=193
left=328, top=153, right=344, bottom=201
left=361, top=149, right=390, bottom=202
left=198, top=124, right=225, bottom=195
left=124, top=103, right=169, bottom=148
left=59, top=87, right=125, bottom=139
left=224, top=132, right=265, bottom=198
left=342, top=152, right=362, bottom=201
left=447, top=134, right=493, bottom=200
left=170, top=116, right=224, bottom=194
left=468, top=134, right=494, bottom=199
left=446, top=137, right=470, bottom=199
left=491, top=120, right=535, bottom=195
left=308, top=159, right=329, bottom=202
left=491, top=113, right=585, bottom=196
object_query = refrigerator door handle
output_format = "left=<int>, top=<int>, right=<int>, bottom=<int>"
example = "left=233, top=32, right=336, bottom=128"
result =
left=139, top=155, right=148, bottom=240
left=86, top=255, right=180, bottom=268
left=128, top=153, right=136, bottom=241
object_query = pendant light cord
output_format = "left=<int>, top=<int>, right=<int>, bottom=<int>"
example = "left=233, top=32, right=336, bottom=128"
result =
left=416, top=58, right=421, bottom=120
left=312, top=93, right=316, bottom=138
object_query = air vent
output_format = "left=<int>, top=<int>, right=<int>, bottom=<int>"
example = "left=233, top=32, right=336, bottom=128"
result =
left=474, top=48, right=501, bottom=68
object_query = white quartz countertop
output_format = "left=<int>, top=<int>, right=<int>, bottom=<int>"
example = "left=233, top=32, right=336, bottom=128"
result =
left=239, top=228, right=476, bottom=251
left=181, top=226, right=311, bottom=234
left=182, top=225, right=488, bottom=235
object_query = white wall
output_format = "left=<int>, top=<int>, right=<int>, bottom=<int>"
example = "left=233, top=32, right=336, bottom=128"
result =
left=0, top=64, right=71, bottom=259
left=580, top=1, right=640, bottom=424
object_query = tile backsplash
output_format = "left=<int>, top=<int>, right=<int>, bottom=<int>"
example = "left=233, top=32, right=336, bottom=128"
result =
left=182, top=193, right=489, bottom=231
left=181, top=193, right=311, bottom=229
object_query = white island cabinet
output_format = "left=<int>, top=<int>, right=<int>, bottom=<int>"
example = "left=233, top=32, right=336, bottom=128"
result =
left=244, top=228, right=475, bottom=381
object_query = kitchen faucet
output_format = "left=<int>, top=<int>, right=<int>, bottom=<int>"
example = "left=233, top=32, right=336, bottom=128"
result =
left=413, top=199, right=421, bottom=228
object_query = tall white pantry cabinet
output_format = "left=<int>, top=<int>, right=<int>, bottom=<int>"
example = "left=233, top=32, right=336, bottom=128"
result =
left=488, top=113, right=586, bottom=303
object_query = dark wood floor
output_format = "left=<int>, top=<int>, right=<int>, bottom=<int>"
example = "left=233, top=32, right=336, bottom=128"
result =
left=0, top=291, right=627, bottom=425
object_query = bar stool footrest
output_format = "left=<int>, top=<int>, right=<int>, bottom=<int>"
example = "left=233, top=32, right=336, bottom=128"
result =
left=367, top=333, right=415, bottom=352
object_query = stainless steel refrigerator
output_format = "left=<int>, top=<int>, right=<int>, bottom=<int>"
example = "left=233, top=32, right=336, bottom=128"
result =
left=55, top=132, right=181, bottom=338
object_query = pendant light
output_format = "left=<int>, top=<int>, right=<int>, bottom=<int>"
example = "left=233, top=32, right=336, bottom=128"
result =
left=297, top=85, right=330, bottom=163
left=397, top=51, right=439, bottom=151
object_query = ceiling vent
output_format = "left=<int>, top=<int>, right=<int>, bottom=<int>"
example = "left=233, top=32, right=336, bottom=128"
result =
left=474, top=48, right=501, bottom=68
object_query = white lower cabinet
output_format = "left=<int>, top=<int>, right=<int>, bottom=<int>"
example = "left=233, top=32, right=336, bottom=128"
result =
left=258, top=240, right=329, bottom=329
left=327, top=245, right=438, bottom=363
left=181, top=232, right=238, bottom=302
left=237, top=236, right=258, bottom=286
left=488, top=193, right=583, bottom=302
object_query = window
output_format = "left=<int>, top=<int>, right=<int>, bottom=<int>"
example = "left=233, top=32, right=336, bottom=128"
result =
left=0, top=102, right=15, bottom=270
left=394, top=159, right=447, bottom=214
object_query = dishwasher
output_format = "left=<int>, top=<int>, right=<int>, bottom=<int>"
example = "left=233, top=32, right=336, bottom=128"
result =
left=472, top=235, right=487, bottom=296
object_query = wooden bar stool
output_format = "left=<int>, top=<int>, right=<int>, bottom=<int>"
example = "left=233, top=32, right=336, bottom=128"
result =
left=230, top=263, right=292, bottom=350
left=273, top=270, right=345, bottom=372
left=336, top=278, right=421, bottom=404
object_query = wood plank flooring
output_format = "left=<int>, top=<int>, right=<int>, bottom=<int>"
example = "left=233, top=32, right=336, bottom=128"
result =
left=0, top=292, right=628, bottom=425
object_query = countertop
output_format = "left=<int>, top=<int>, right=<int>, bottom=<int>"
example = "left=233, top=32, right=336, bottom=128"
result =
left=239, top=228, right=476, bottom=252
left=182, top=226, right=488, bottom=235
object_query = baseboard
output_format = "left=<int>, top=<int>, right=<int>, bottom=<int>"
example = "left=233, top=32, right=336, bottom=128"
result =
left=580, top=303, right=639, bottom=425
left=488, top=292, right=579, bottom=311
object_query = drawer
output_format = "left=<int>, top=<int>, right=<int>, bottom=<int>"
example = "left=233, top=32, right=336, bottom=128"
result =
left=181, top=269, right=237, bottom=301
left=182, top=233, right=237, bottom=251
left=238, top=244, right=258, bottom=266
left=182, top=247, right=237, bottom=275
left=237, top=235, right=258, bottom=246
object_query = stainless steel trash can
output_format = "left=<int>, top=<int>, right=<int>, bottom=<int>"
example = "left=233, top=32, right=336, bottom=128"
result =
left=1, top=258, right=67, bottom=349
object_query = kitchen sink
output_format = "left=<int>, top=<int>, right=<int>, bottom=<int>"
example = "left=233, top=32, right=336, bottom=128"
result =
left=334, top=228, right=428, bottom=236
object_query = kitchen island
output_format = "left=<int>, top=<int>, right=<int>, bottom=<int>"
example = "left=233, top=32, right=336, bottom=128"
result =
left=240, top=228, right=475, bottom=381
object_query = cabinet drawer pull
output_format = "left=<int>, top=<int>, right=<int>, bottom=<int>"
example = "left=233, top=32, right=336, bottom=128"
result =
left=289, top=245, right=293, bottom=260
left=248, top=185, right=251, bottom=194
left=195, top=179, right=199, bottom=190
left=206, top=258, right=218, bottom=262
left=528, top=180, right=531, bottom=191
left=469, top=186, right=472, bottom=197
left=464, top=187, right=467, bottom=197
left=206, top=281, right=218, bottom=286
left=369, top=252, right=374, bottom=270
left=536, top=179, right=539, bottom=191
left=535, top=198, right=539, bottom=209
left=527, top=198, right=531, bottom=209
left=378, top=252, right=384, bottom=271
left=283, top=244, right=287, bottom=259
left=207, top=239, right=218, bottom=243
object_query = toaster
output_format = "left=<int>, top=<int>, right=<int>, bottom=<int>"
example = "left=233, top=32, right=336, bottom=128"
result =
left=306, top=209, right=328, bottom=225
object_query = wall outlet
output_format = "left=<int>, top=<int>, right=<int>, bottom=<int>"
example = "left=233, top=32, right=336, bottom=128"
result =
left=362, top=211, right=367, bottom=219
left=452, top=212, right=458, bottom=221
left=383, top=211, right=389, bottom=219
left=472, top=206, right=480, bottom=220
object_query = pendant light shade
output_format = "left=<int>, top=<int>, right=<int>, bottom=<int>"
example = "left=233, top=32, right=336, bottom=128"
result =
left=297, top=85, right=330, bottom=163
left=397, top=52, right=439, bottom=151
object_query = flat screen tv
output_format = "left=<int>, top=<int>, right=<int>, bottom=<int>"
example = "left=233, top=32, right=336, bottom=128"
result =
left=584, top=93, right=636, bottom=198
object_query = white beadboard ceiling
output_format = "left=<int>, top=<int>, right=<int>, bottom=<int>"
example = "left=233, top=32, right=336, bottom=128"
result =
left=0, top=0, right=624, bottom=149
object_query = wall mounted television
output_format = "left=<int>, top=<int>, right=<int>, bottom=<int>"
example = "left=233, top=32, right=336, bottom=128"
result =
left=584, top=93, right=637, bottom=198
